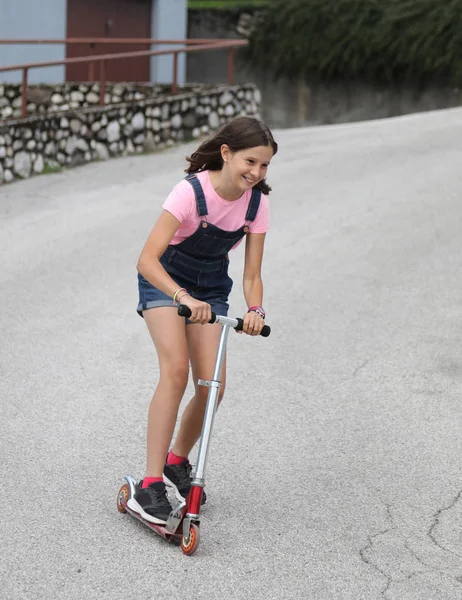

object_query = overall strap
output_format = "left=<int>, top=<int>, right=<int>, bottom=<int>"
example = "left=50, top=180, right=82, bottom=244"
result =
left=185, top=174, right=208, bottom=217
left=245, top=187, right=262, bottom=222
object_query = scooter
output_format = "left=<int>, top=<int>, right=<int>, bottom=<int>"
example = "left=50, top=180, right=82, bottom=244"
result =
left=117, top=304, right=270, bottom=555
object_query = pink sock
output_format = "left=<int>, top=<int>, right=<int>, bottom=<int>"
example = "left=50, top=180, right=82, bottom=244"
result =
left=167, top=450, right=187, bottom=465
left=142, top=477, right=163, bottom=489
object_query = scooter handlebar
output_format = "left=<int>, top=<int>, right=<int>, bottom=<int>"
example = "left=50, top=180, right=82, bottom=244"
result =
left=177, top=305, right=271, bottom=337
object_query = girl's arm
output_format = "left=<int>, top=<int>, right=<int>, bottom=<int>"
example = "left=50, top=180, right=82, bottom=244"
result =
left=137, top=210, right=211, bottom=323
left=242, top=233, right=266, bottom=335
left=137, top=210, right=183, bottom=298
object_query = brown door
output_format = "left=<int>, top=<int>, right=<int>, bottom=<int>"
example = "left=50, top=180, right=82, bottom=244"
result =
left=66, top=0, right=152, bottom=83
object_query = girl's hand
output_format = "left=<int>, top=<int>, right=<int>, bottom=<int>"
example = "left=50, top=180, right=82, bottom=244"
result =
left=180, top=294, right=212, bottom=324
left=242, top=310, right=265, bottom=336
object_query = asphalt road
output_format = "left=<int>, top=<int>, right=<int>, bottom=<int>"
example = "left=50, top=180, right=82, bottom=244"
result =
left=1, top=107, right=462, bottom=600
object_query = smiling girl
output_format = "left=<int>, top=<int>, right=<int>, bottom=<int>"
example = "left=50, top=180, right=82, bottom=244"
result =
left=130, top=116, right=278, bottom=524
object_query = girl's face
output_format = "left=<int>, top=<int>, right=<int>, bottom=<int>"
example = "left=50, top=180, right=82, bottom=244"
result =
left=222, top=145, right=274, bottom=193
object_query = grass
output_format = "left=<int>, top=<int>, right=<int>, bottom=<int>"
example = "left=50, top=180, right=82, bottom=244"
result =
left=41, top=163, right=63, bottom=175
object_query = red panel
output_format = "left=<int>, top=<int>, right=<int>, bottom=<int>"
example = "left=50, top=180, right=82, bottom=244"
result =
left=66, top=0, right=152, bottom=83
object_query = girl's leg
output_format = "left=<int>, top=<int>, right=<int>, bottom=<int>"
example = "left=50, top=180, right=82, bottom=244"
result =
left=171, top=323, right=226, bottom=459
left=143, top=307, right=190, bottom=477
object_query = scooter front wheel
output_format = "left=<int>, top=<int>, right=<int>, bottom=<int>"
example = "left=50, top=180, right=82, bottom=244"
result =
left=117, top=483, right=130, bottom=513
left=181, top=523, right=200, bottom=556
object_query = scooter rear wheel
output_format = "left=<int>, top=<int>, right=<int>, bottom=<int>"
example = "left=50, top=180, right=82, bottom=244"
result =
left=117, top=483, right=130, bottom=513
left=181, top=524, right=200, bottom=556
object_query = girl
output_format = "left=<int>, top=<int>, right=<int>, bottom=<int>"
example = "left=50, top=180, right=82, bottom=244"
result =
left=129, top=116, right=278, bottom=524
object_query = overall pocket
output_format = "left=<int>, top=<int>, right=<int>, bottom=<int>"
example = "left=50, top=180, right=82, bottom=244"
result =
left=192, top=233, right=243, bottom=257
left=161, top=255, right=200, bottom=287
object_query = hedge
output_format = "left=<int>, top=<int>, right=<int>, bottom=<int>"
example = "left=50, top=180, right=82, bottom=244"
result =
left=246, top=0, right=462, bottom=85
left=188, top=0, right=269, bottom=8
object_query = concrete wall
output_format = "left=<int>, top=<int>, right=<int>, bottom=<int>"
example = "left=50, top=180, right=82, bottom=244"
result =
left=250, top=77, right=462, bottom=128
left=187, top=9, right=241, bottom=84
left=0, top=0, right=67, bottom=84
left=151, top=0, right=187, bottom=85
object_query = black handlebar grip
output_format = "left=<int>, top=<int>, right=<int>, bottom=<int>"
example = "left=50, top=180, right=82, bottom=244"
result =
left=177, top=305, right=192, bottom=318
left=177, top=305, right=217, bottom=323
left=236, top=318, right=271, bottom=337
left=260, top=325, right=271, bottom=337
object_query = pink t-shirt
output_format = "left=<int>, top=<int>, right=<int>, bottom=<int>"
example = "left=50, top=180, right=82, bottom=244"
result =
left=163, top=170, right=269, bottom=250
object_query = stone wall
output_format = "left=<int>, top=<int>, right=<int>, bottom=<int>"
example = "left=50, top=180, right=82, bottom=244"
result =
left=0, top=83, right=260, bottom=185
left=0, top=83, right=188, bottom=122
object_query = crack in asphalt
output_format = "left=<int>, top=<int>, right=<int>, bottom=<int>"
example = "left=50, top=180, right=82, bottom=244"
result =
left=404, top=541, right=434, bottom=571
left=360, top=492, right=462, bottom=597
left=359, top=501, right=395, bottom=597
left=353, top=359, right=370, bottom=377
left=427, top=489, right=462, bottom=558
left=404, top=541, right=462, bottom=588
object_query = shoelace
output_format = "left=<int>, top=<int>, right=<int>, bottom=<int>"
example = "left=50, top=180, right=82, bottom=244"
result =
left=147, top=485, right=171, bottom=508
left=175, top=462, right=192, bottom=484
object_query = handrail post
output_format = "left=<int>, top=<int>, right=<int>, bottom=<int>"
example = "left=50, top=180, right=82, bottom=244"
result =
left=227, top=47, right=235, bottom=85
left=172, top=51, right=178, bottom=94
left=100, top=59, right=106, bottom=106
left=21, top=67, right=29, bottom=119
left=89, top=43, right=96, bottom=81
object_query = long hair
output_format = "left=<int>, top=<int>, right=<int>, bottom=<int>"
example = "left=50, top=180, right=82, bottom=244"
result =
left=185, top=116, right=278, bottom=194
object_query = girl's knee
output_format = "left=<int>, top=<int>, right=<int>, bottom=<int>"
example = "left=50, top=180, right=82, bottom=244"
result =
left=161, top=360, right=189, bottom=391
left=196, top=383, right=226, bottom=403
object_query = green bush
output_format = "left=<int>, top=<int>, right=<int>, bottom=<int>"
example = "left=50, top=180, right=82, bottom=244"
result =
left=188, top=0, right=269, bottom=9
left=246, top=0, right=462, bottom=85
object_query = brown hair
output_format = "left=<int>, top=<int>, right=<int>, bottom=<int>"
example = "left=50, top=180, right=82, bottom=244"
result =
left=185, top=116, right=278, bottom=194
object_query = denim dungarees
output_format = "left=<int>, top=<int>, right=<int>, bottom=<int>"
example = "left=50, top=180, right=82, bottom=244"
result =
left=137, top=174, right=262, bottom=318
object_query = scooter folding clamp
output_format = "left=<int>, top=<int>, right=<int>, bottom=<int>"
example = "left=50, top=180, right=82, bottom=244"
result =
left=198, top=379, right=222, bottom=388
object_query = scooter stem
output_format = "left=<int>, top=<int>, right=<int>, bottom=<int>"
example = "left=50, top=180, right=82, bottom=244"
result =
left=192, top=323, right=231, bottom=484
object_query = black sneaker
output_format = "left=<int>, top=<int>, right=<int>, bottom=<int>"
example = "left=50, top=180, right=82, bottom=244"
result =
left=128, top=481, right=173, bottom=525
left=163, top=459, right=207, bottom=505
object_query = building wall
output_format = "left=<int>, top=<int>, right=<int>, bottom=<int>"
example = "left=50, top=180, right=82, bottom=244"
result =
left=66, top=0, right=152, bottom=83
left=151, top=0, right=187, bottom=85
left=0, top=0, right=188, bottom=85
left=0, top=0, right=67, bottom=84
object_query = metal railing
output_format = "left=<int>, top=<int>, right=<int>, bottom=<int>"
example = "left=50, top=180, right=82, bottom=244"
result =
left=0, top=37, right=228, bottom=46
left=0, top=38, right=248, bottom=119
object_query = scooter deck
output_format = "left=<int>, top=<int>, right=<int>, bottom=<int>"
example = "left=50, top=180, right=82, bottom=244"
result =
left=121, top=500, right=182, bottom=544
left=117, top=478, right=188, bottom=544
left=118, top=486, right=200, bottom=555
